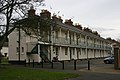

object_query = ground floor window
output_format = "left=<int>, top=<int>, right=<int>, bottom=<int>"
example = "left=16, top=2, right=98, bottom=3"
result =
left=16, top=47, right=19, bottom=53
left=65, top=47, right=68, bottom=55
left=22, top=47, right=24, bottom=53
left=56, top=47, right=58, bottom=56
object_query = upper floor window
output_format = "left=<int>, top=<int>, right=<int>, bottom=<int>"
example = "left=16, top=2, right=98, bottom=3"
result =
left=81, top=35, right=85, bottom=42
left=77, top=35, right=80, bottom=44
left=94, top=39, right=96, bottom=44
left=72, top=33, right=74, bottom=41
left=55, top=31, right=58, bottom=38
left=65, top=31, right=67, bottom=40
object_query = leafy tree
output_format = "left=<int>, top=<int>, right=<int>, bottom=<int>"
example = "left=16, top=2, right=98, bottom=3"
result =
left=0, top=0, right=44, bottom=65
left=17, top=6, right=58, bottom=42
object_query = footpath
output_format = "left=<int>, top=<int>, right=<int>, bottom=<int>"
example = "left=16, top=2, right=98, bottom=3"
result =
left=65, top=65, right=120, bottom=80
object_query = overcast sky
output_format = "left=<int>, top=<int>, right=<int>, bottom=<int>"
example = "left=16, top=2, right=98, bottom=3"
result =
left=38, top=0, right=120, bottom=40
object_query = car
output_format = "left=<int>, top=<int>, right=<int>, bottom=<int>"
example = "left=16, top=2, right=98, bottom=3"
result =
left=104, top=56, right=114, bottom=64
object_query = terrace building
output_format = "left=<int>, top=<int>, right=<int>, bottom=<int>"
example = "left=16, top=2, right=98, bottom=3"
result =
left=8, top=9, right=112, bottom=64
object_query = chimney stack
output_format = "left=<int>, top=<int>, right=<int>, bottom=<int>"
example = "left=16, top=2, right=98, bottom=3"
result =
left=40, top=10, right=51, bottom=19
left=74, top=24, right=82, bottom=30
left=52, top=15, right=63, bottom=22
left=83, top=27, right=92, bottom=33
left=65, top=19, right=73, bottom=26
left=28, top=6, right=35, bottom=17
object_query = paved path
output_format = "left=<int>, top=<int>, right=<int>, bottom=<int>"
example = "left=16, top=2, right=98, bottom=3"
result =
left=65, top=64, right=120, bottom=80
left=65, top=71, right=120, bottom=80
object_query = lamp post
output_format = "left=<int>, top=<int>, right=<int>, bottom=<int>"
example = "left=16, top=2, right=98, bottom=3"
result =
left=86, top=35, right=90, bottom=70
left=18, top=25, right=20, bottom=64
left=17, top=24, right=21, bottom=64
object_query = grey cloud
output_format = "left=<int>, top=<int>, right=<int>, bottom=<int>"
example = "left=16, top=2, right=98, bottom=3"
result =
left=91, top=27, right=115, bottom=32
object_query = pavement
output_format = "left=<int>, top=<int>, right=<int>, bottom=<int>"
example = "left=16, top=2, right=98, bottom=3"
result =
left=65, top=71, right=120, bottom=80
left=65, top=61, right=120, bottom=80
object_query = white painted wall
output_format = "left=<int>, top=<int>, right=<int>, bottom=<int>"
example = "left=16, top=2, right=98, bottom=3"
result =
left=9, top=29, right=26, bottom=61
left=1, top=47, right=8, bottom=57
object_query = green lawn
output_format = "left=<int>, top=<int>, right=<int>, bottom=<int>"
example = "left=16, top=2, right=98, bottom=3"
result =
left=1, top=57, right=9, bottom=64
left=0, top=66, right=79, bottom=80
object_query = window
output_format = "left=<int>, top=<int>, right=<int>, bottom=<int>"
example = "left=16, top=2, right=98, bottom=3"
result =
left=53, top=48, right=55, bottom=54
left=83, top=49, right=86, bottom=55
left=69, top=33, right=71, bottom=44
left=56, top=47, right=58, bottom=56
left=56, top=31, right=58, bottom=38
left=22, top=47, right=24, bottom=53
left=73, top=48, right=75, bottom=55
left=16, top=47, right=19, bottom=53
left=77, top=35, right=80, bottom=45
left=77, top=49, right=79, bottom=59
left=79, top=49, right=81, bottom=55
left=65, top=47, right=68, bottom=55
left=73, top=34, right=74, bottom=41
left=65, top=32, right=67, bottom=40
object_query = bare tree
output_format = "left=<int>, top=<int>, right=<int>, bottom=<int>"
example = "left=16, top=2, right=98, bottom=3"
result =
left=0, top=0, right=45, bottom=65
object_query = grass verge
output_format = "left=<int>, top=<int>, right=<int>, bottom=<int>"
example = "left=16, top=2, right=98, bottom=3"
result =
left=1, top=57, right=9, bottom=64
left=0, top=66, right=79, bottom=80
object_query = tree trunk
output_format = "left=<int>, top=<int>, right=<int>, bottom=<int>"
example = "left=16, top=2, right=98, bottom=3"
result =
left=0, top=48, right=2, bottom=67
left=0, top=35, right=7, bottom=67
